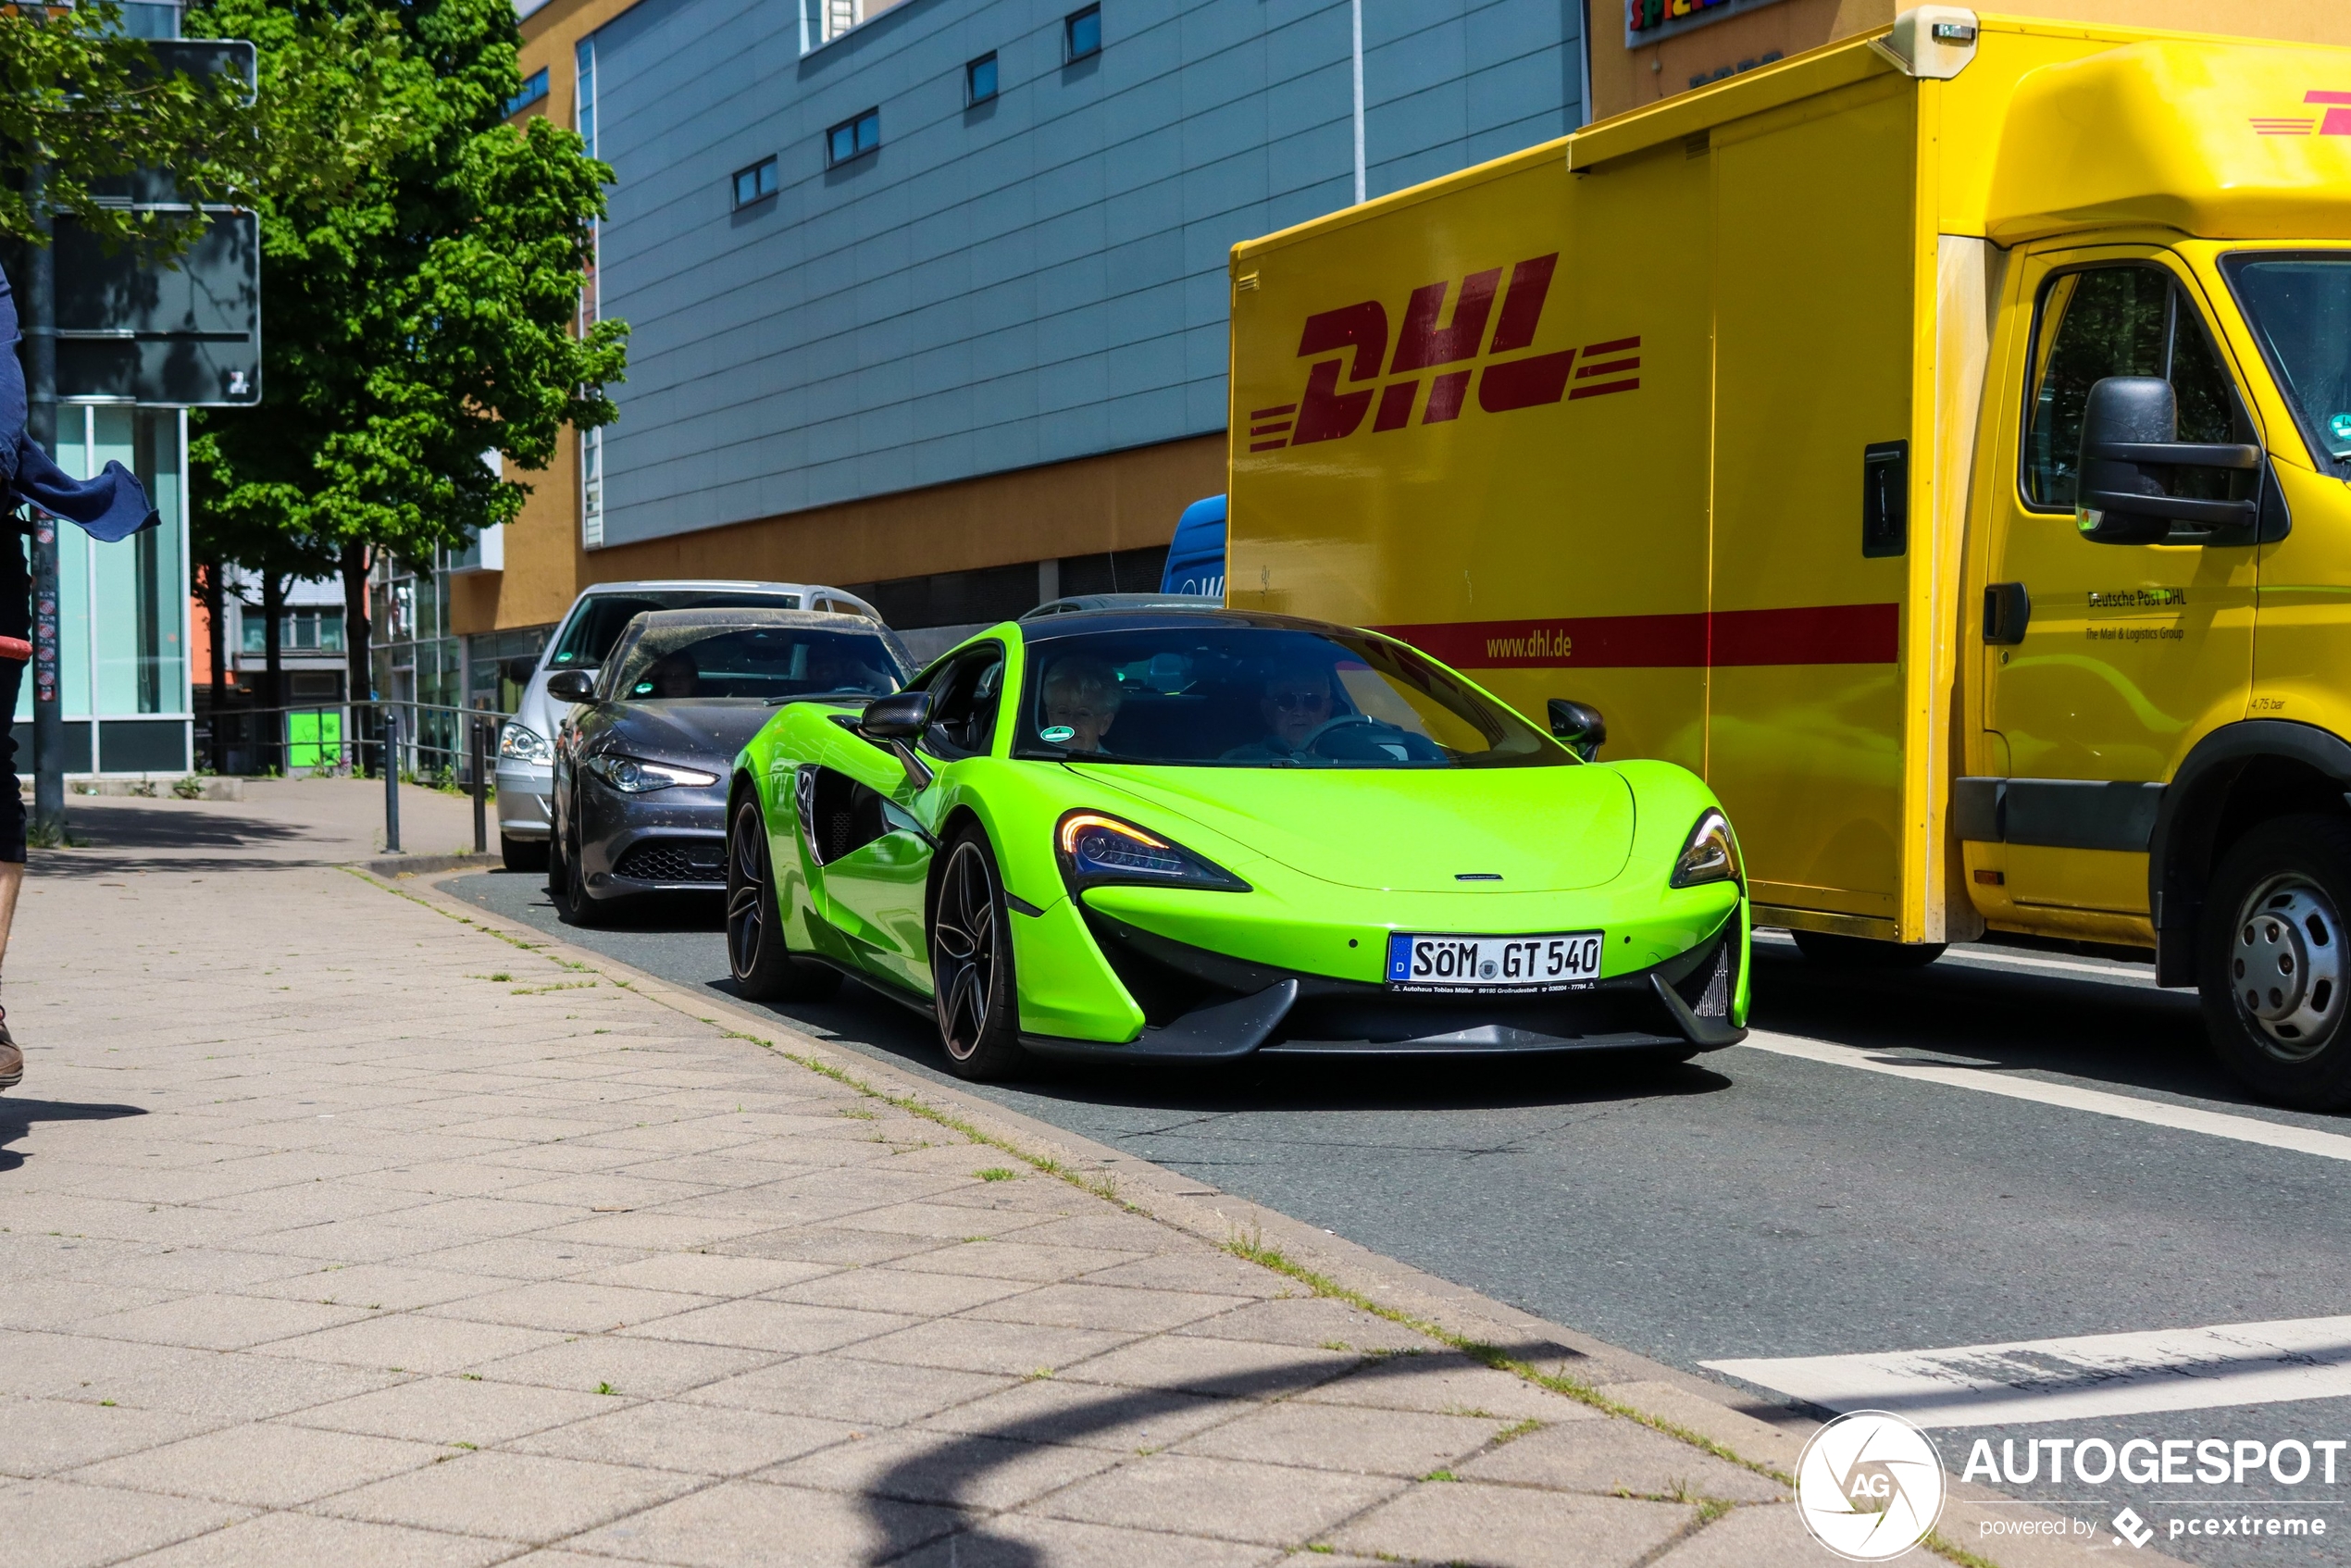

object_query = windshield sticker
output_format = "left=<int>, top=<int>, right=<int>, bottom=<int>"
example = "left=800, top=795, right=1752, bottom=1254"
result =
left=1039, top=726, right=1076, bottom=744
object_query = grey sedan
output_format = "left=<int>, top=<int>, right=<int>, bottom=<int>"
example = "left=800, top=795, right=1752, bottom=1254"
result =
left=545, top=608, right=914, bottom=925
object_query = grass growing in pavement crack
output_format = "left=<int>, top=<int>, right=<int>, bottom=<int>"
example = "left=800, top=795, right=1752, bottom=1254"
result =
left=976, top=1167, right=1017, bottom=1182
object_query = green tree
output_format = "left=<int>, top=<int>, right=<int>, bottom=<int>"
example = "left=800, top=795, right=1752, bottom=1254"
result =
left=187, top=0, right=626, bottom=719
left=0, top=1, right=261, bottom=252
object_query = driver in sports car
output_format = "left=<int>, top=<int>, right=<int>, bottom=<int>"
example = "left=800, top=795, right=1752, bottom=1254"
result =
left=1224, top=658, right=1340, bottom=761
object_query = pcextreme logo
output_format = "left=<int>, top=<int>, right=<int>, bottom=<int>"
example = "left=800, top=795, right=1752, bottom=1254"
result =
left=1246, top=253, right=1638, bottom=454
left=2250, top=91, right=2351, bottom=136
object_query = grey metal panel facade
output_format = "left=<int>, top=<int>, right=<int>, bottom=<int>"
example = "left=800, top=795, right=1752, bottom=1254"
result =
left=591, top=0, right=1583, bottom=547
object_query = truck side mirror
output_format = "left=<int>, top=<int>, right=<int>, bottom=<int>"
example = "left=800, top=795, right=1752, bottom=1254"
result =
left=2076, top=376, right=2260, bottom=543
left=1548, top=698, right=1606, bottom=762
left=544, top=669, right=596, bottom=703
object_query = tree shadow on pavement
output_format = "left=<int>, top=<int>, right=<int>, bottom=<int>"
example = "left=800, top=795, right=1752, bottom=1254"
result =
left=30, top=801, right=323, bottom=877
left=864, top=1340, right=1588, bottom=1566
left=0, top=1096, right=145, bottom=1170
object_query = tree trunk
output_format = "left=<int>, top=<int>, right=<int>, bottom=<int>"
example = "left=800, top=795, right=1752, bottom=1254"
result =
left=262, top=569, right=285, bottom=776
left=200, top=558, right=226, bottom=772
left=339, top=540, right=373, bottom=776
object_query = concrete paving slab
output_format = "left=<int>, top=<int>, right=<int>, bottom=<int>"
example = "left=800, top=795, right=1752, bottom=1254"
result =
left=68, top=1421, right=448, bottom=1507
left=1030, top=1450, right=1403, bottom=1546
left=506, top=1400, right=862, bottom=1475
left=113, top=1510, right=518, bottom=1568
left=756, top=1425, right=1123, bottom=1510
left=1173, top=1400, right=1508, bottom=1477
left=889, top=1513, right=1281, bottom=1568
left=315, top=1448, right=701, bottom=1541
left=1329, top=1480, right=1695, bottom=1568
left=560, top=1477, right=964, bottom=1567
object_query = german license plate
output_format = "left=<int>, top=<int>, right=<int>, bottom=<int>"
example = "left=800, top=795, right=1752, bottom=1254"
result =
left=1385, top=930, right=1603, bottom=993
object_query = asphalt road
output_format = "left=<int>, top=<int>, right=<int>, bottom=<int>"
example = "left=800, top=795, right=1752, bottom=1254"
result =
left=449, top=866, right=2351, bottom=1565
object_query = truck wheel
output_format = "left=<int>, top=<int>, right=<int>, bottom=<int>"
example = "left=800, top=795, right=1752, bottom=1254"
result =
left=500, top=832, right=548, bottom=873
left=726, top=797, right=840, bottom=1002
left=2199, top=815, right=2351, bottom=1111
left=1790, top=930, right=1947, bottom=969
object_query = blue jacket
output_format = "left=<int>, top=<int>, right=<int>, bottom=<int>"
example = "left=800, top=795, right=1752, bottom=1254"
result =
left=0, top=266, right=158, bottom=543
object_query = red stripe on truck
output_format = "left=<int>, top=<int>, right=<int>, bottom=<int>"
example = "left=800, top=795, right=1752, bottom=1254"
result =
left=1375, top=603, right=1899, bottom=668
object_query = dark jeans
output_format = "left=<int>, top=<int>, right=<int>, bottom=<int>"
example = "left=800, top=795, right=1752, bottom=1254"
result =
left=0, top=532, right=28, bottom=864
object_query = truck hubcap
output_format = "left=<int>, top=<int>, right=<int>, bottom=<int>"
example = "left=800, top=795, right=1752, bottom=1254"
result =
left=2233, top=875, right=2345, bottom=1061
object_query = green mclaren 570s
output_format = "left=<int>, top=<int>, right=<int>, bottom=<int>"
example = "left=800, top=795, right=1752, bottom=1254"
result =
left=723, top=607, right=1748, bottom=1081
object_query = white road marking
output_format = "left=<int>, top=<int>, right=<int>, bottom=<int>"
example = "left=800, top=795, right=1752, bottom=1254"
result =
left=1706, top=1316, right=2351, bottom=1427
left=1737, top=1031, right=2351, bottom=1165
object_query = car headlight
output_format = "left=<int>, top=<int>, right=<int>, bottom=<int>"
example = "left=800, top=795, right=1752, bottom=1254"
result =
left=585, top=754, right=719, bottom=793
left=1671, top=807, right=1742, bottom=890
left=1056, top=811, right=1250, bottom=894
left=497, top=723, right=553, bottom=765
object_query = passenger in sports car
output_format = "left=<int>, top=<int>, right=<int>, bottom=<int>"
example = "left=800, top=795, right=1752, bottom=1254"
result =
left=1041, top=656, right=1122, bottom=753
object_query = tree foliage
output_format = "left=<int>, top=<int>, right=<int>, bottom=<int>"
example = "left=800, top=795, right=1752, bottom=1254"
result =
left=0, top=1, right=262, bottom=253
left=187, top=0, right=626, bottom=685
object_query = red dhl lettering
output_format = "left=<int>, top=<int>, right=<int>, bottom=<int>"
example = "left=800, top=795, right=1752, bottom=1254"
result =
left=1249, top=253, right=1638, bottom=452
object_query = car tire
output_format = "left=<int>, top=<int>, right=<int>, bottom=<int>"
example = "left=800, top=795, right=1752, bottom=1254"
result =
left=727, top=796, right=840, bottom=1002
left=501, top=832, right=548, bottom=873
left=1790, top=930, right=1947, bottom=969
left=2199, top=814, right=2351, bottom=1111
left=929, top=828, right=1029, bottom=1082
left=556, top=823, right=606, bottom=928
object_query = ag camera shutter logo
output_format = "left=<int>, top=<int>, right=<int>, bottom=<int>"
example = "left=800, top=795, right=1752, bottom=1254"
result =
left=1795, top=1410, right=1947, bottom=1561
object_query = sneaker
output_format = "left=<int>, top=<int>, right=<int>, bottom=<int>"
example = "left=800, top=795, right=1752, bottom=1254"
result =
left=0, top=1012, right=21, bottom=1090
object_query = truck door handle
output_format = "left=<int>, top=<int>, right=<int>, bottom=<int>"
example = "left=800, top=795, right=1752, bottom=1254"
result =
left=1984, top=582, right=2031, bottom=645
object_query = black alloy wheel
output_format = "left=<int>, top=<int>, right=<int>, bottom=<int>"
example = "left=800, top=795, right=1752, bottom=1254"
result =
left=2200, top=814, right=2351, bottom=1111
left=929, top=830, right=1027, bottom=1081
left=726, top=796, right=839, bottom=1002
left=558, top=813, right=605, bottom=928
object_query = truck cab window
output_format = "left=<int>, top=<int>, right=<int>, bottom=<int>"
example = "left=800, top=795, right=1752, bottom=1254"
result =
left=2024, top=266, right=2245, bottom=510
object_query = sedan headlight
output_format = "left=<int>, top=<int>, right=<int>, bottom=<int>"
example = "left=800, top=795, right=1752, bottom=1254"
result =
left=1056, top=811, right=1250, bottom=893
left=1671, top=808, right=1742, bottom=890
left=497, top=723, right=553, bottom=765
left=585, top=754, right=719, bottom=793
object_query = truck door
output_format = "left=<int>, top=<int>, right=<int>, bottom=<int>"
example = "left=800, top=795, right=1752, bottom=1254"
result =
left=1979, top=251, right=2260, bottom=918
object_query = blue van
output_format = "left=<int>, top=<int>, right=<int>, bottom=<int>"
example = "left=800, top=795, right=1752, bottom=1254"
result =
left=1159, top=494, right=1225, bottom=600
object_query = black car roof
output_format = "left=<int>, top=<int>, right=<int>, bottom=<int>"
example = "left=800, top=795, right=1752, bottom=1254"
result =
left=1014, top=606, right=1370, bottom=648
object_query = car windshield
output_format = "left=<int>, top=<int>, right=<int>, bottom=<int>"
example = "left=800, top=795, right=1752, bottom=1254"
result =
left=1013, top=624, right=1565, bottom=768
left=548, top=591, right=802, bottom=668
left=2225, top=255, right=2351, bottom=467
left=607, top=625, right=904, bottom=702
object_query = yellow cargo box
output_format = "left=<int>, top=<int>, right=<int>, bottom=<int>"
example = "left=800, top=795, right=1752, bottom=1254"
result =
left=1225, top=4, right=2351, bottom=1068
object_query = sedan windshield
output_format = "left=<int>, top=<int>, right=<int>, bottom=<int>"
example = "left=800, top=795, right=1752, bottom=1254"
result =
left=608, top=626, right=903, bottom=702
left=1014, top=624, right=1566, bottom=768
left=2226, top=255, right=2351, bottom=467
left=549, top=591, right=802, bottom=668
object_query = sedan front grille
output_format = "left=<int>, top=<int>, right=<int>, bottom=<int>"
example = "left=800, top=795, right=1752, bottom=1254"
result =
left=613, top=840, right=726, bottom=885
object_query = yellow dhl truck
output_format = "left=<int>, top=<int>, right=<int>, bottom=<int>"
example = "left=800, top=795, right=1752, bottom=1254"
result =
left=1225, top=8, right=2351, bottom=1107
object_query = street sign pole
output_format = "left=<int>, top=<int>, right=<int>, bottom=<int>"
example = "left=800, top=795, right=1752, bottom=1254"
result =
left=25, top=166, right=63, bottom=840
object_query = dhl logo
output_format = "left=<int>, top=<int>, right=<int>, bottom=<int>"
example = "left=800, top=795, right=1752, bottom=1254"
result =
left=1246, top=253, right=1638, bottom=453
left=2250, top=92, right=2351, bottom=136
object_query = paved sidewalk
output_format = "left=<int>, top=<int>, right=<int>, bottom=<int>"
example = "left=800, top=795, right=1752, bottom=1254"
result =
left=0, top=793, right=2108, bottom=1566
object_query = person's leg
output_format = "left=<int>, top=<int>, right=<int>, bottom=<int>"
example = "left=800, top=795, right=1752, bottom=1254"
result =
left=0, top=529, right=29, bottom=1088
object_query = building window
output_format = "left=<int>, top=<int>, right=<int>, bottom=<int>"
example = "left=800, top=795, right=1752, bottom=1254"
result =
left=1064, top=5, right=1100, bottom=62
left=966, top=53, right=998, bottom=106
left=580, top=424, right=603, bottom=550
left=827, top=107, right=880, bottom=167
left=731, top=156, right=777, bottom=209
left=242, top=609, right=346, bottom=656
left=504, top=67, right=549, bottom=118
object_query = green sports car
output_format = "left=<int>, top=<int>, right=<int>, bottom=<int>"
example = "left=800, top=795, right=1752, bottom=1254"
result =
left=723, top=608, right=1748, bottom=1080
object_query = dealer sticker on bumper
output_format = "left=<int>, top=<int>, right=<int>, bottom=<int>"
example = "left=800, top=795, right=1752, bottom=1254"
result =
left=1386, top=931, right=1603, bottom=993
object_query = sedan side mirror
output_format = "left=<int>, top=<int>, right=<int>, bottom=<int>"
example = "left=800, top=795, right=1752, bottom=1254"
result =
left=1548, top=698, right=1606, bottom=762
left=858, top=690, right=936, bottom=788
left=2076, top=376, right=2259, bottom=543
left=545, top=668, right=596, bottom=703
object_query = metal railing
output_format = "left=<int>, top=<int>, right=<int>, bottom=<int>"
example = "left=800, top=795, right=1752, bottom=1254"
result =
left=195, top=698, right=515, bottom=855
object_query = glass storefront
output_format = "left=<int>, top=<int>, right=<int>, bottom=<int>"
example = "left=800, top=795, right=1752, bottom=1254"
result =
left=370, top=552, right=466, bottom=779
left=14, top=405, right=191, bottom=774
